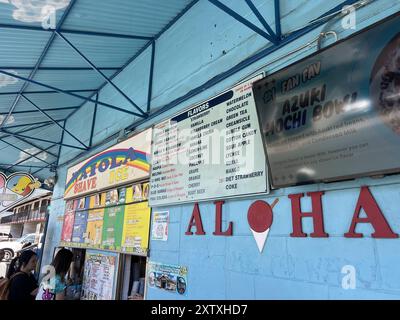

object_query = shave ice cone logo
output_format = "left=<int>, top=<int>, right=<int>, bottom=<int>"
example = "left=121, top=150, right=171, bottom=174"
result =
left=247, top=199, right=278, bottom=253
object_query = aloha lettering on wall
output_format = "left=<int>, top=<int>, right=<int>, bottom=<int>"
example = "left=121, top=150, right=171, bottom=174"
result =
left=185, top=186, right=398, bottom=252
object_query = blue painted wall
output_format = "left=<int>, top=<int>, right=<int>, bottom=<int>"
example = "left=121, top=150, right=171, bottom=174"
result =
left=42, top=0, right=400, bottom=299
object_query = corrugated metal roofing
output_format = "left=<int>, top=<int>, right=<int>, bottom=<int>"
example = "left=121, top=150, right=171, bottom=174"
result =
left=0, top=0, right=198, bottom=180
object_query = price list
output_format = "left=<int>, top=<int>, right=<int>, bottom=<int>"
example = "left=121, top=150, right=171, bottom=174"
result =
left=150, top=75, right=268, bottom=206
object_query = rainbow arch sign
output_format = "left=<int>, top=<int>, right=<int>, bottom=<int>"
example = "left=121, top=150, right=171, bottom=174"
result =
left=64, top=129, right=152, bottom=199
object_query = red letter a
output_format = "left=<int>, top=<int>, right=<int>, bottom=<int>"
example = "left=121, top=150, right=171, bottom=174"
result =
left=289, top=191, right=328, bottom=238
left=185, top=203, right=206, bottom=235
left=344, top=186, right=398, bottom=238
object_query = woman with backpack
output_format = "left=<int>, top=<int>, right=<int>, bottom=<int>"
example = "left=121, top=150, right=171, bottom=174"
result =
left=7, top=250, right=39, bottom=301
left=36, top=248, right=73, bottom=300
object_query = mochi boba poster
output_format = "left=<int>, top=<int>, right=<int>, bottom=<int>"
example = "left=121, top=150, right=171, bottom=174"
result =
left=253, top=13, right=400, bottom=188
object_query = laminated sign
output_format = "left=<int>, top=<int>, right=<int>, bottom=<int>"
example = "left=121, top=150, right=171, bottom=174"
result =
left=253, top=13, right=400, bottom=188
left=150, top=75, right=268, bottom=206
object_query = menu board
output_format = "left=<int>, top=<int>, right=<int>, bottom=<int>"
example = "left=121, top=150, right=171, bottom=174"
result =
left=85, top=193, right=106, bottom=247
left=101, top=188, right=126, bottom=250
left=149, top=75, right=268, bottom=206
left=252, top=13, right=400, bottom=188
left=81, top=250, right=118, bottom=300
left=61, top=199, right=77, bottom=242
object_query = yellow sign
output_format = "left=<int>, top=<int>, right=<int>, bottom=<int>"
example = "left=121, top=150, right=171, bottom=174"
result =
left=85, top=193, right=106, bottom=247
left=121, top=200, right=151, bottom=254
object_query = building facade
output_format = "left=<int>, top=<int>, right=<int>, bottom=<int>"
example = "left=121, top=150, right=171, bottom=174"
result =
left=41, top=0, right=400, bottom=300
left=0, top=190, right=51, bottom=238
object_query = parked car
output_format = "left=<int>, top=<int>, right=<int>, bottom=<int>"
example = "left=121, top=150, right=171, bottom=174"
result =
left=0, top=232, right=12, bottom=242
left=0, top=233, right=43, bottom=261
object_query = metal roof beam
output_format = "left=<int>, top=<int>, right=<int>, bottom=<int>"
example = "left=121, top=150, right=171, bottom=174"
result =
left=0, top=138, right=54, bottom=166
left=208, top=0, right=279, bottom=44
left=32, top=163, right=56, bottom=176
left=274, top=0, right=282, bottom=39
left=65, top=0, right=200, bottom=122
left=244, top=0, right=278, bottom=40
left=0, top=67, right=120, bottom=71
left=0, top=164, right=52, bottom=169
left=0, top=89, right=97, bottom=96
left=56, top=121, right=66, bottom=167
left=0, top=129, right=87, bottom=151
left=147, top=41, right=156, bottom=113
left=0, top=70, right=145, bottom=117
left=1, top=120, right=62, bottom=130
left=89, top=94, right=98, bottom=147
left=0, top=0, right=78, bottom=129
left=0, top=106, right=79, bottom=116
left=56, top=31, right=148, bottom=118
left=5, top=143, right=57, bottom=171
left=21, top=94, right=89, bottom=150
left=0, top=123, right=59, bottom=158
left=0, top=23, right=153, bottom=40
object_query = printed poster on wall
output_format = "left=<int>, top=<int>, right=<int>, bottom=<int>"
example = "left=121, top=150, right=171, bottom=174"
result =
left=149, top=74, right=268, bottom=206
left=147, top=262, right=188, bottom=295
left=81, top=250, right=119, bottom=300
left=121, top=184, right=151, bottom=254
left=253, top=13, right=400, bottom=188
left=101, top=188, right=126, bottom=251
left=151, top=211, right=169, bottom=241
left=64, top=128, right=152, bottom=199
left=61, top=199, right=77, bottom=242
left=71, top=197, right=90, bottom=244
left=85, top=193, right=106, bottom=247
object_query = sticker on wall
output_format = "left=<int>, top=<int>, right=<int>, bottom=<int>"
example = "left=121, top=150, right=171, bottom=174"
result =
left=147, top=262, right=188, bottom=295
left=247, top=199, right=278, bottom=253
left=151, top=211, right=169, bottom=241
left=0, top=172, right=41, bottom=213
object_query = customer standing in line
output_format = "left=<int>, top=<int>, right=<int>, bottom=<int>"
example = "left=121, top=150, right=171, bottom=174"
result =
left=8, top=250, right=39, bottom=301
left=36, top=248, right=73, bottom=300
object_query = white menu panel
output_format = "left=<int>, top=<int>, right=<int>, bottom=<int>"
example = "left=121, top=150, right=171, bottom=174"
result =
left=149, top=75, right=268, bottom=206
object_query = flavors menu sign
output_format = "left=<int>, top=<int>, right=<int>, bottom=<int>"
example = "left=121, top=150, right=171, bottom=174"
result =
left=149, top=75, right=268, bottom=206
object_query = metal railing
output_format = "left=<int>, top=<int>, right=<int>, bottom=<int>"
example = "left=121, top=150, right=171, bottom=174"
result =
left=0, top=206, right=48, bottom=224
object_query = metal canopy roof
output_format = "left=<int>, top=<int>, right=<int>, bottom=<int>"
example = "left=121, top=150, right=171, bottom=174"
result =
left=0, top=0, right=197, bottom=180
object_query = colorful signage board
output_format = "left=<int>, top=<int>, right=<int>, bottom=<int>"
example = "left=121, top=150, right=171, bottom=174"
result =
left=71, top=197, right=90, bottom=243
left=64, top=129, right=152, bottom=199
left=253, top=13, right=400, bottom=188
left=61, top=199, right=77, bottom=242
left=149, top=75, right=268, bottom=206
left=81, top=250, right=119, bottom=300
left=0, top=172, right=41, bottom=213
left=60, top=184, right=152, bottom=255
left=85, top=193, right=106, bottom=247
left=147, top=262, right=188, bottom=295
left=101, top=188, right=126, bottom=251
